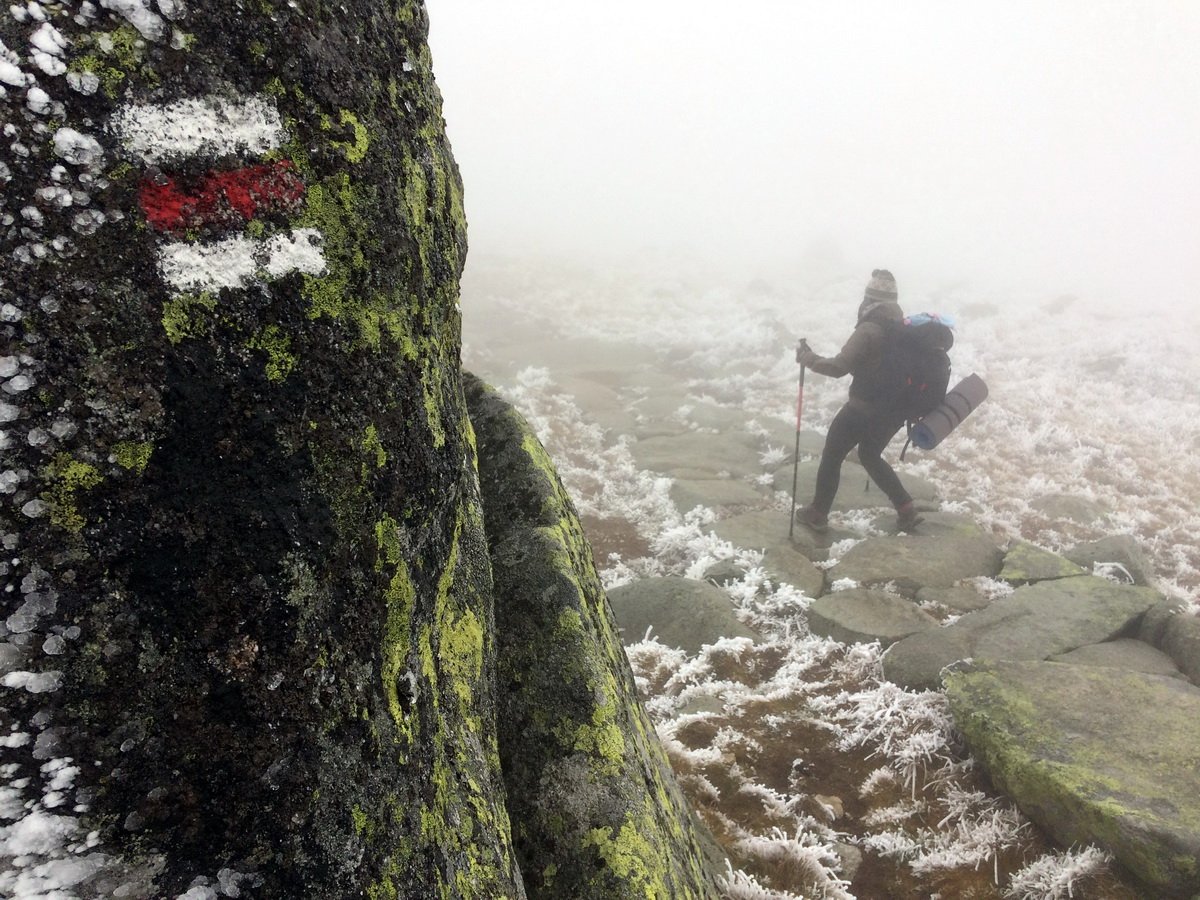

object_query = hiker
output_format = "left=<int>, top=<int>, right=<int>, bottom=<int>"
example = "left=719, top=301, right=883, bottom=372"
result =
left=795, top=269, right=923, bottom=533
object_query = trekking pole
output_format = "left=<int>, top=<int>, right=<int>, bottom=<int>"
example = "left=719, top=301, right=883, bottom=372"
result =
left=788, top=340, right=808, bottom=538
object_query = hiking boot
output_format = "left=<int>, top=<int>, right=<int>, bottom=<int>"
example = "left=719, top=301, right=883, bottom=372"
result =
left=895, top=502, right=924, bottom=533
left=795, top=505, right=829, bottom=533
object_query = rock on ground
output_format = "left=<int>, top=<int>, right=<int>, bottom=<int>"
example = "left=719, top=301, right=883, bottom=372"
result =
left=1139, top=602, right=1200, bottom=686
left=946, top=661, right=1200, bottom=896
left=1049, top=638, right=1185, bottom=679
left=1066, top=534, right=1155, bottom=586
left=709, top=508, right=854, bottom=561
left=631, top=431, right=766, bottom=480
left=998, top=540, right=1087, bottom=584
left=883, top=576, right=1161, bottom=690
left=772, top=460, right=939, bottom=511
left=606, top=576, right=760, bottom=654
left=468, top=377, right=722, bottom=899
left=806, top=588, right=938, bottom=648
left=669, top=477, right=765, bottom=514
left=828, top=534, right=1004, bottom=597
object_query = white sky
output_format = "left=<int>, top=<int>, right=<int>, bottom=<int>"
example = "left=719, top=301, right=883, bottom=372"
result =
left=427, top=1, right=1200, bottom=308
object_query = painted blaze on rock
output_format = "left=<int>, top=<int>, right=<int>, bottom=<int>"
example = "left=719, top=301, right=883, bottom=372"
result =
left=0, top=2, right=523, bottom=897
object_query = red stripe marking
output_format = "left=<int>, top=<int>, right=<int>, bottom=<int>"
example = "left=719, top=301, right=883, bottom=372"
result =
left=139, top=161, right=306, bottom=233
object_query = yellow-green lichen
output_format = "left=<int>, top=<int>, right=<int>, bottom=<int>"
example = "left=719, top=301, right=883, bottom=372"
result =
left=380, top=556, right=416, bottom=737
left=362, top=424, right=388, bottom=472
left=161, top=292, right=217, bottom=344
left=42, top=454, right=103, bottom=533
left=112, top=441, right=153, bottom=475
left=75, top=26, right=158, bottom=92
left=298, top=173, right=416, bottom=352
left=584, top=808, right=671, bottom=899
left=331, top=109, right=371, bottom=163
left=247, top=324, right=297, bottom=382
left=351, top=804, right=371, bottom=838
left=553, top=672, right=627, bottom=777
left=68, top=55, right=126, bottom=99
left=441, top=608, right=483, bottom=710
left=375, top=514, right=402, bottom=570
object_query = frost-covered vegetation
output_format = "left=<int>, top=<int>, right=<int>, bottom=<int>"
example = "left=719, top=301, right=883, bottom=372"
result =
left=464, top=254, right=1184, bottom=898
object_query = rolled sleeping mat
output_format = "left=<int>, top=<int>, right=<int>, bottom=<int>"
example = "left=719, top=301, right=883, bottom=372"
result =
left=911, top=373, right=989, bottom=450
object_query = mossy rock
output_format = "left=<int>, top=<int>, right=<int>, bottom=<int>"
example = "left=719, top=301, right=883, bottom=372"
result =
left=883, top=576, right=1162, bottom=690
left=946, top=661, right=1200, bottom=896
left=999, top=540, right=1087, bottom=584
left=467, top=375, right=721, bottom=899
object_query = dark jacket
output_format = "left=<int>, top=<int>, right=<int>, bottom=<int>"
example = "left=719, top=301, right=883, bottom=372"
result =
left=805, top=299, right=903, bottom=408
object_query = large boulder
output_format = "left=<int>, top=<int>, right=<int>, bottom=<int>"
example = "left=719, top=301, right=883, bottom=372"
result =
left=946, top=661, right=1200, bottom=896
left=467, top=379, right=722, bottom=898
left=828, top=534, right=1004, bottom=597
left=806, top=589, right=938, bottom=648
left=0, top=3, right=523, bottom=896
left=605, top=576, right=760, bottom=654
left=883, top=576, right=1162, bottom=690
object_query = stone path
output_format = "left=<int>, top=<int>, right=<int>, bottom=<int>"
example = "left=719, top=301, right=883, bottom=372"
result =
left=469, top=348, right=1200, bottom=897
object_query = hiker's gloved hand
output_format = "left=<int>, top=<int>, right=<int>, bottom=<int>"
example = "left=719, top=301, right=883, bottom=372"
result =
left=797, top=346, right=819, bottom=367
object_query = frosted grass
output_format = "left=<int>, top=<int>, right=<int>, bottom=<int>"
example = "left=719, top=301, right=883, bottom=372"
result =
left=466, top=257, right=1199, bottom=614
left=464, top=256, right=1164, bottom=896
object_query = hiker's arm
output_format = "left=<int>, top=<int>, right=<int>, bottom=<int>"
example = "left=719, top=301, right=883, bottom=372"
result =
left=799, top=326, right=874, bottom=377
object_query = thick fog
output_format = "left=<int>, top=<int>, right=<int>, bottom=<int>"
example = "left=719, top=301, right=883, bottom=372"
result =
left=428, top=1, right=1200, bottom=314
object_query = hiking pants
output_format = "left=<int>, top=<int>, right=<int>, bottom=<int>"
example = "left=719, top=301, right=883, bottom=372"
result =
left=811, top=402, right=912, bottom=515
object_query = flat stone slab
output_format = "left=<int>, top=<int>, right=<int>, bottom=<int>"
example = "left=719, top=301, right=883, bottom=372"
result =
left=946, top=661, right=1200, bottom=895
left=999, top=541, right=1087, bottom=584
left=708, top=508, right=855, bottom=561
left=1050, top=638, right=1185, bottom=679
left=606, top=576, right=760, bottom=654
left=882, top=576, right=1162, bottom=690
left=630, top=432, right=765, bottom=479
left=828, top=534, right=1004, bottom=597
left=870, top=510, right=993, bottom=540
left=772, top=460, right=938, bottom=511
left=807, top=588, right=938, bottom=648
left=669, top=477, right=765, bottom=514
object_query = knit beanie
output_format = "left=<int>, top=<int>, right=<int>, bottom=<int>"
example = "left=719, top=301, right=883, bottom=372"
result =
left=864, top=269, right=898, bottom=303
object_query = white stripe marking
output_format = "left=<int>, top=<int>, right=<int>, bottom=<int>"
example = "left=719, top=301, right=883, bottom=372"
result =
left=111, top=95, right=285, bottom=164
left=158, top=229, right=326, bottom=293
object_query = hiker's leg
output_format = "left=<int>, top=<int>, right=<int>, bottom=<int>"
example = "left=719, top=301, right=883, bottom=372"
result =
left=857, top=415, right=912, bottom=508
left=812, top=404, right=865, bottom=515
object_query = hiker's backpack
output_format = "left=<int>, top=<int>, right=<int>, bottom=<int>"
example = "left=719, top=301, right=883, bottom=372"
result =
left=866, top=313, right=954, bottom=420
